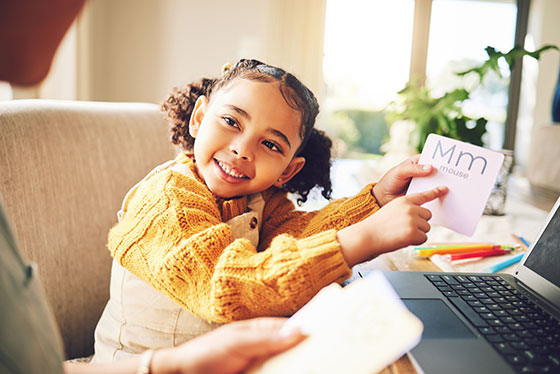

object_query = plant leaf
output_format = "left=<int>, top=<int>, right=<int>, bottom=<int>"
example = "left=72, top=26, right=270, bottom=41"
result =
left=457, top=44, right=559, bottom=80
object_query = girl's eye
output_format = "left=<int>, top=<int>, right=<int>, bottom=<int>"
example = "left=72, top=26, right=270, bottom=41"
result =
left=223, top=116, right=239, bottom=128
left=263, top=140, right=282, bottom=153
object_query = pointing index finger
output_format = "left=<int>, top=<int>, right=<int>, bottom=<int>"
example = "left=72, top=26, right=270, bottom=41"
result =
left=408, top=186, right=448, bottom=205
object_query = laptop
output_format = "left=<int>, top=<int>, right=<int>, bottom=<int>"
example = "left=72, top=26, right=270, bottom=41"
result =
left=358, top=197, right=560, bottom=374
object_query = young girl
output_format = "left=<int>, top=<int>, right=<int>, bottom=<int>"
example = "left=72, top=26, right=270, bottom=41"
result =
left=93, top=59, right=447, bottom=362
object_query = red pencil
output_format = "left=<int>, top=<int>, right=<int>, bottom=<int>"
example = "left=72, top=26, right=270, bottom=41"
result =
left=444, top=248, right=512, bottom=261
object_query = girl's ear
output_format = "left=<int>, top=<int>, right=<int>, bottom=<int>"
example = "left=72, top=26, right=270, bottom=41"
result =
left=274, top=157, right=306, bottom=187
left=189, top=96, right=209, bottom=138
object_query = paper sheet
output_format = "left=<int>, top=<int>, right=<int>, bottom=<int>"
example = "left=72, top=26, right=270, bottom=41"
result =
left=248, top=272, right=423, bottom=374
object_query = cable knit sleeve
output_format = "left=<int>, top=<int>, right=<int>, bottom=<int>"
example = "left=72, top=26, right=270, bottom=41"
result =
left=258, top=184, right=381, bottom=249
left=108, top=170, right=352, bottom=323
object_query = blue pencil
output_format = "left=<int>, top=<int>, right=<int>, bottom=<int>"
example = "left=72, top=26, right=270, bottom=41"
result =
left=517, top=235, right=531, bottom=248
left=482, top=253, right=525, bottom=273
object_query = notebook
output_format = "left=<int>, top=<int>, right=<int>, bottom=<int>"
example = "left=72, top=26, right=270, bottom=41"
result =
left=358, top=196, right=560, bottom=374
left=248, top=272, right=423, bottom=374
left=407, top=134, right=504, bottom=236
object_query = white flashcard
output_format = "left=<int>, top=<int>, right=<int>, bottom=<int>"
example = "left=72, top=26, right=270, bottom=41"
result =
left=406, top=134, right=504, bottom=236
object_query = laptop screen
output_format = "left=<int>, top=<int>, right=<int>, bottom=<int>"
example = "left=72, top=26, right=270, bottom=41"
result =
left=524, top=206, right=560, bottom=287
left=517, top=197, right=560, bottom=310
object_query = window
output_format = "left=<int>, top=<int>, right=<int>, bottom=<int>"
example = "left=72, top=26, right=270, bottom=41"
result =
left=322, top=0, right=415, bottom=157
left=426, top=0, right=517, bottom=150
left=322, top=0, right=521, bottom=156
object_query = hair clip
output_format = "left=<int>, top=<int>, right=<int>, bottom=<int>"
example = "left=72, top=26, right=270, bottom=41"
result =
left=221, top=62, right=232, bottom=76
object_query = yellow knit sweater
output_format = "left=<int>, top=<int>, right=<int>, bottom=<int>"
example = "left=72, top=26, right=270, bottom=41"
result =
left=108, top=154, right=380, bottom=323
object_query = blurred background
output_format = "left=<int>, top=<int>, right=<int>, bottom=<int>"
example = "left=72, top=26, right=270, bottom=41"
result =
left=2, top=0, right=559, bottom=199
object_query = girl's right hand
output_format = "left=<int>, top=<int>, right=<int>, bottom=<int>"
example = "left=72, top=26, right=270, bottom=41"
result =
left=337, top=185, right=448, bottom=267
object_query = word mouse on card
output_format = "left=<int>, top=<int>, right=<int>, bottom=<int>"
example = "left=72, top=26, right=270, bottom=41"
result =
left=406, top=134, right=504, bottom=236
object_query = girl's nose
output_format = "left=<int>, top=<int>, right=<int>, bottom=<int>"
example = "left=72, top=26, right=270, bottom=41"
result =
left=230, top=142, right=253, bottom=161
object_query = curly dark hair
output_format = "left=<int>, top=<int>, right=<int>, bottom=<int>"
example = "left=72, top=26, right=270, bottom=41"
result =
left=160, top=59, right=332, bottom=204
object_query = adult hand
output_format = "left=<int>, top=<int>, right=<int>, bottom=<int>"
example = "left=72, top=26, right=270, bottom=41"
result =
left=151, top=317, right=305, bottom=374
left=372, top=155, right=435, bottom=206
left=338, top=185, right=448, bottom=267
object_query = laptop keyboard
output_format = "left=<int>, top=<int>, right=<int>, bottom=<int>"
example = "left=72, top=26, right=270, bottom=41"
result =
left=426, top=274, right=560, bottom=374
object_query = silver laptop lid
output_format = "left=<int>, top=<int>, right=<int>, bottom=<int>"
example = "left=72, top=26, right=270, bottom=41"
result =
left=516, top=196, right=560, bottom=312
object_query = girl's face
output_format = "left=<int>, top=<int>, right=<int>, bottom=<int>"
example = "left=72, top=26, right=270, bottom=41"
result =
left=189, top=79, right=306, bottom=199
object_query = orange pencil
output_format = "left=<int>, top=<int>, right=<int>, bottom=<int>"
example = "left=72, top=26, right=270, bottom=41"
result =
left=415, top=244, right=502, bottom=257
left=511, top=234, right=530, bottom=250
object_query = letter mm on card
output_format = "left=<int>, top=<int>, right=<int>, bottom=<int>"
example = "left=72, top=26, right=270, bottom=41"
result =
left=406, top=134, right=504, bottom=236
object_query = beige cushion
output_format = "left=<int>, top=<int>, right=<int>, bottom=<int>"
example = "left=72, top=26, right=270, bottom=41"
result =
left=0, top=99, right=176, bottom=359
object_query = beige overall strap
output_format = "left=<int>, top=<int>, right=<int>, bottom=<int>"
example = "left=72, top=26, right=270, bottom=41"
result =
left=225, top=193, right=265, bottom=248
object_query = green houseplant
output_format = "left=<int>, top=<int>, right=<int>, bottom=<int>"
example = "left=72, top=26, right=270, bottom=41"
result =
left=386, top=44, right=559, bottom=152
left=385, top=83, right=487, bottom=153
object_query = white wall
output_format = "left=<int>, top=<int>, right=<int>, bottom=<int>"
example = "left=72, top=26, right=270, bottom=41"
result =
left=526, top=0, right=560, bottom=191
left=76, top=0, right=325, bottom=104
left=529, top=0, right=560, bottom=130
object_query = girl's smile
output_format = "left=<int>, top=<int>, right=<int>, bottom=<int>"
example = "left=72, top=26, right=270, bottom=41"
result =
left=214, top=159, right=251, bottom=182
left=189, top=79, right=306, bottom=199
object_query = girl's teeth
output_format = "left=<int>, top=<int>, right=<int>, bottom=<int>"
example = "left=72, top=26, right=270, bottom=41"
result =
left=218, top=161, right=246, bottom=178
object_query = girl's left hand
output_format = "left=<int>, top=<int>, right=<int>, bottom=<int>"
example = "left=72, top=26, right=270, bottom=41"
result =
left=372, top=155, right=435, bottom=206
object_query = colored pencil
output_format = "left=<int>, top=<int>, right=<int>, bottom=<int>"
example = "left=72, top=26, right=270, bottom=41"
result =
left=482, top=252, right=525, bottom=273
left=443, top=248, right=512, bottom=261
left=415, top=244, right=503, bottom=257
left=415, top=243, right=494, bottom=248
left=511, top=234, right=531, bottom=250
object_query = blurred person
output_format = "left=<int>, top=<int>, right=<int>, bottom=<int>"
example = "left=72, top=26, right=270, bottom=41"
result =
left=0, top=2, right=305, bottom=373
left=0, top=0, right=86, bottom=86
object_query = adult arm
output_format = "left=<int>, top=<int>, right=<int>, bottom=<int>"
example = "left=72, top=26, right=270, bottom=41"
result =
left=64, top=318, right=304, bottom=374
